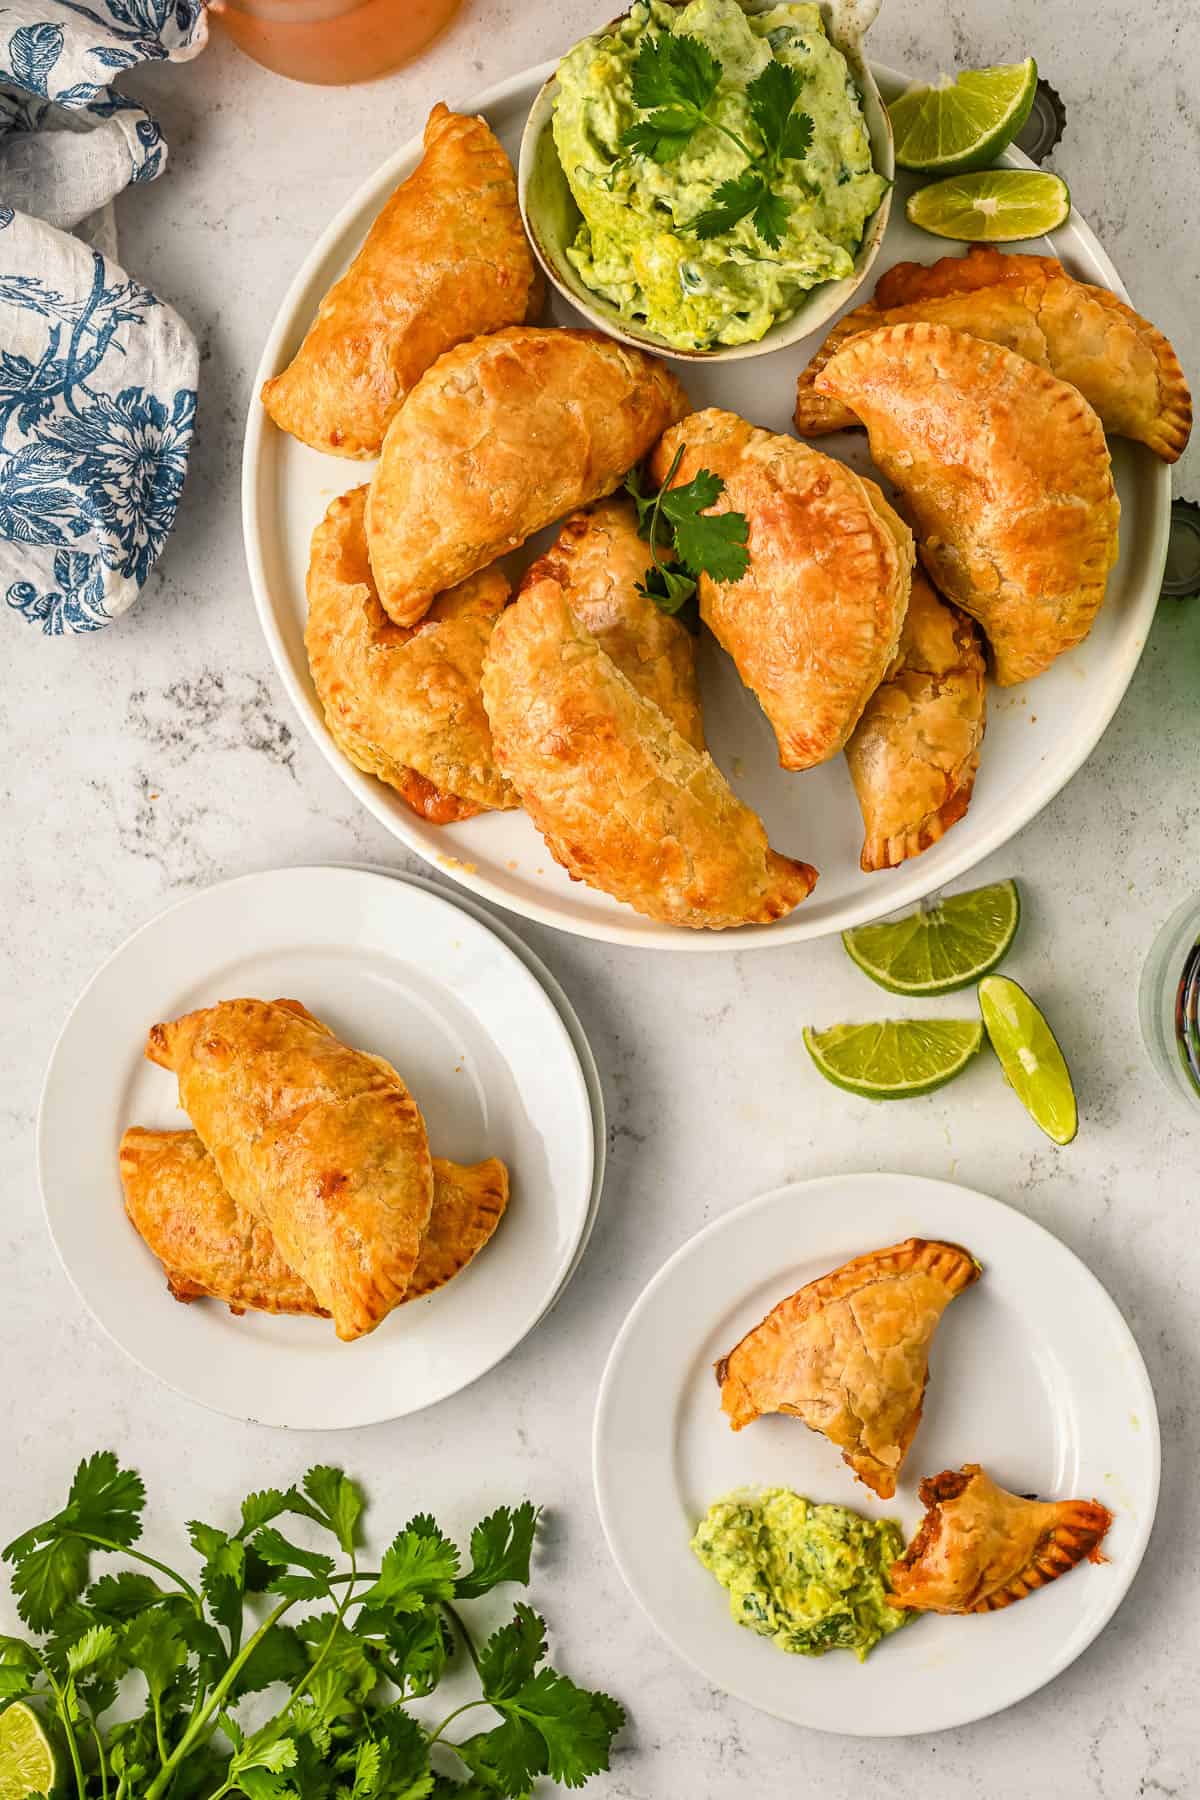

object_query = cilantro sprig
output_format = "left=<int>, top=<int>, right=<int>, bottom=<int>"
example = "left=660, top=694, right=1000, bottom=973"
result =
left=0, top=1453, right=622, bottom=1799
left=625, top=445, right=749, bottom=616
left=618, top=32, right=814, bottom=249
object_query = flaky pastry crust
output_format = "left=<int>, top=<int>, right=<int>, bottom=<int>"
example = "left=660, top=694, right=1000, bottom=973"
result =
left=846, top=571, right=986, bottom=870
left=481, top=575, right=816, bottom=930
left=716, top=1238, right=980, bottom=1498
left=888, top=1464, right=1113, bottom=1613
left=305, top=485, right=514, bottom=824
left=649, top=410, right=914, bottom=770
left=261, top=105, right=542, bottom=458
left=365, top=327, right=690, bottom=627
left=815, top=323, right=1120, bottom=686
left=795, top=244, right=1191, bottom=461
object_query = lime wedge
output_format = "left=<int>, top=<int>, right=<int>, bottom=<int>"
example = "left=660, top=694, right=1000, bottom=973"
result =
left=906, top=170, right=1070, bottom=241
left=803, top=1019, right=983, bottom=1100
left=978, top=975, right=1078, bottom=1144
left=890, top=59, right=1038, bottom=173
left=0, top=1703, right=59, bottom=1800
left=842, top=881, right=1020, bottom=996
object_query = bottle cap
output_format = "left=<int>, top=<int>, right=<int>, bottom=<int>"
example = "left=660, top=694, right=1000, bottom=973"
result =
left=1162, top=499, right=1200, bottom=600
left=1014, top=79, right=1067, bottom=165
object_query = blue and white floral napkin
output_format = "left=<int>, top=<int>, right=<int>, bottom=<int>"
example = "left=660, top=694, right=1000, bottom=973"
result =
left=0, top=0, right=206, bottom=634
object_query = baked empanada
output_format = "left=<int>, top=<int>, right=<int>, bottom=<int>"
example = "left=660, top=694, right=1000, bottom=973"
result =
left=795, top=244, right=1192, bottom=462
left=888, top=1464, right=1113, bottom=1614
left=119, top=1127, right=508, bottom=1317
left=521, top=495, right=704, bottom=748
left=481, top=575, right=816, bottom=930
left=261, top=105, right=543, bottom=458
left=649, top=410, right=913, bottom=770
left=845, top=571, right=986, bottom=871
left=815, top=323, right=1120, bottom=686
left=145, top=998, right=433, bottom=1342
left=366, top=327, right=690, bottom=627
left=306, top=486, right=514, bottom=824
left=716, top=1238, right=980, bottom=1499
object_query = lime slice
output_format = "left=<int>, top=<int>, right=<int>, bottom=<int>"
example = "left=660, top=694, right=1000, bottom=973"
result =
left=906, top=170, right=1070, bottom=241
left=0, top=1703, right=59, bottom=1800
left=978, top=975, right=1078, bottom=1144
left=842, top=880, right=1020, bottom=996
left=803, top=1019, right=983, bottom=1100
left=890, top=59, right=1038, bottom=173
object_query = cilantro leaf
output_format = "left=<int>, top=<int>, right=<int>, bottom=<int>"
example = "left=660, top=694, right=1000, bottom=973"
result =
left=356, top=1517, right=458, bottom=1615
left=65, top=1622, right=119, bottom=1678
left=59, top=1453, right=146, bottom=1549
left=356, top=1604, right=448, bottom=1697
left=294, top=1466, right=364, bottom=1554
left=690, top=170, right=764, bottom=239
left=239, top=1489, right=292, bottom=1537
left=122, top=1608, right=189, bottom=1707
left=673, top=508, right=749, bottom=586
left=659, top=468, right=723, bottom=524
left=746, top=60, right=806, bottom=163
left=478, top=1605, right=547, bottom=1704
left=86, top=1571, right=162, bottom=1618
left=504, top=1667, right=625, bottom=1790
left=637, top=562, right=697, bottom=614
left=782, top=109, right=814, bottom=161
left=455, top=1715, right=545, bottom=1799
left=628, top=31, right=720, bottom=114
left=251, top=1528, right=336, bottom=1595
left=620, top=111, right=695, bottom=165
left=189, top=1521, right=247, bottom=1646
left=0, top=1665, right=33, bottom=1702
left=354, top=1708, right=430, bottom=1799
left=455, top=1504, right=539, bottom=1599
left=752, top=183, right=791, bottom=250
left=228, top=1623, right=308, bottom=1699
left=9, top=1538, right=88, bottom=1631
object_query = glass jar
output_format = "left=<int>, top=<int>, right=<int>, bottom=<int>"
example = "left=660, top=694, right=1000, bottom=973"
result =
left=210, top=0, right=463, bottom=85
left=1138, top=893, right=1200, bottom=1113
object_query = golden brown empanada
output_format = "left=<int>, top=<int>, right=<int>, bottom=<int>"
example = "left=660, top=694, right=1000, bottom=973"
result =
left=716, top=1238, right=980, bottom=1498
left=795, top=244, right=1192, bottom=462
left=261, top=105, right=543, bottom=459
left=845, top=571, right=986, bottom=871
left=119, top=1127, right=508, bottom=1317
left=815, top=323, right=1120, bottom=686
left=366, top=327, right=691, bottom=627
left=888, top=1464, right=1113, bottom=1613
left=649, top=410, right=913, bottom=770
left=305, top=486, right=515, bottom=825
left=145, top=998, right=433, bottom=1342
left=481, top=575, right=816, bottom=930
left=521, top=496, right=704, bottom=749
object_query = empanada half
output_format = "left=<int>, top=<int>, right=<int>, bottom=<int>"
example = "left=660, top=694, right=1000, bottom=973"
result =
left=520, top=495, right=704, bottom=749
left=845, top=571, right=987, bottom=870
left=145, top=998, right=434, bottom=1342
left=261, top=104, right=543, bottom=458
left=305, top=485, right=515, bottom=824
left=649, top=410, right=914, bottom=770
left=366, top=327, right=690, bottom=627
left=482, top=575, right=816, bottom=930
left=716, top=1238, right=980, bottom=1498
left=888, top=1464, right=1113, bottom=1613
left=119, top=1127, right=508, bottom=1317
left=815, top=323, right=1120, bottom=686
left=795, top=244, right=1192, bottom=462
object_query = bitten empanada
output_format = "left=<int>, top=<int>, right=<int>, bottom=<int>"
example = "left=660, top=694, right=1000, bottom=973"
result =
left=261, top=105, right=543, bottom=458
left=305, top=486, right=514, bottom=824
left=649, top=410, right=913, bottom=770
left=481, top=575, right=816, bottom=930
left=795, top=244, right=1192, bottom=462
left=521, top=495, right=704, bottom=748
left=845, top=572, right=987, bottom=871
left=119, top=1127, right=508, bottom=1317
left=145, top=999, right=433, bottom=1341
left=716, top=1238, right=980, bottom=1498
left=366, top=327, right=690, bottom=626
left=888, top=1464, right=1113, bottom=1614
left=815, top=323, right=1120, bottom=686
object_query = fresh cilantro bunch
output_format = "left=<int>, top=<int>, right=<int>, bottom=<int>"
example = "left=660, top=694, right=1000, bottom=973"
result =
left=618, top=32, right=814, bottom=249
left=0, top=1452, right=623, bottom=1799
left=625, top=445, right=749, bottom=616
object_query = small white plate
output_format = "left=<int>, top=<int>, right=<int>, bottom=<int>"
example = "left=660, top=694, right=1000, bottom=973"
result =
left=593, top=1173, right=1159, bottom=1735
left=38, top=866, right=596, bottom=1429
left=243, top=61, right=1170, bottom=951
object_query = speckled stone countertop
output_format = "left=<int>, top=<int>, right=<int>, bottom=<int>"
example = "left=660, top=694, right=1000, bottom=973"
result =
left=3, top=2, right=1198, bottom=1795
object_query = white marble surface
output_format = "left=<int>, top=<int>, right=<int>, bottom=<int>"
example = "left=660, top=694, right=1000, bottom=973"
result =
left=3, top=2, right=1200, bottom=1795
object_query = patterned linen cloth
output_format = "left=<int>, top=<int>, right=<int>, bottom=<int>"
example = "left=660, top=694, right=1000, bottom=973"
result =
left=0, top=0, right=207, bottom=634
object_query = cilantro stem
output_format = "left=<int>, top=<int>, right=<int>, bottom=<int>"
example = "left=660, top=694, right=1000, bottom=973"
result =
left=152, top=1690, right=169, bottom=1768
left=69, top=1530, right=203, bottom=1609
left=644, top=442, right=685, bottom=588
left=87, top=1713, right=110, bottom=1800
left=440, top=1601, right=481, bottom=1676
left=289, top=1556, right=356, bottom=1705
left=425, top=1697, right=489, bottom=1749
left=698, top=106, right=757, bottom=167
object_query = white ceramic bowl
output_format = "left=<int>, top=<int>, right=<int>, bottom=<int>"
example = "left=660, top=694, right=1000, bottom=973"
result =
left=517, top=0, right=894, bottom=362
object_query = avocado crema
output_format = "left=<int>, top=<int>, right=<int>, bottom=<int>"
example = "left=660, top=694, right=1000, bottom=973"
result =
left=552, top=0, right=887, bottom=350
left=690, top=1488, right=913, bottom=1660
